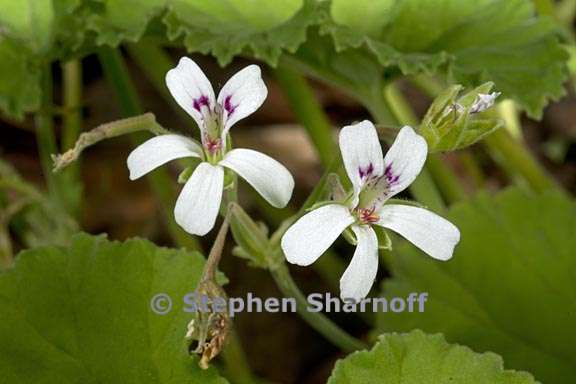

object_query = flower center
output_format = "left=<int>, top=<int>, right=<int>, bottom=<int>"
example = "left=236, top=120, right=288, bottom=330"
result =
left=205, top=137, right=222, bottom=155
left=355, top=207, right=380, bottom=225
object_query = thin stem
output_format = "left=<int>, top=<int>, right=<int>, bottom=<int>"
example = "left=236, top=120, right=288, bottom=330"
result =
left=96, top=47, right=202, bottom=251
left=497, top=100, right=522, bottom=139
left=201, top=215, right=229, bottom=283
left=126, top=41, right=190, bottom=121
left=220, top=330, right=259, bottom=384
left=377, top=84, right=453, bottom=210
left=484, top=129, right=561, bottom=193
left=62, top=60, right=83, bottom=149
left=272, top=66, right=337, bottom=169
left=35, top=64, right=71, bottom=212
left=460, top=150, right=486, bottom=188
left=60, top=60, right=84, bottom=217
left=426, top=156, right=467, bottom=204
left=36, top=65, right=58, bottom=190
left=533, top=0, right=556, bottom=17
left=269, top=260, right=367, bottom=352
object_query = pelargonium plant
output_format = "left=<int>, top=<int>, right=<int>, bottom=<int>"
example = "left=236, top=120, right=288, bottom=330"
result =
left=2, top=1, right=572, bottom=382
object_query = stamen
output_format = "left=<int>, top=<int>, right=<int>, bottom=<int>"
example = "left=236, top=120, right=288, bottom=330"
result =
left=357, top=207, right=379, bottom=224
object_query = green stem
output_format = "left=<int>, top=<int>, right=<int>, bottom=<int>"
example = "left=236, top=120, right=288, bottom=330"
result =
left=533, top=0, right=556, bottom=16
left=377, top=84, right=453, bottom=210
left=272, top=66, right=337, bottom=169
left=96, top=47, right=202, bottom=251
left=460, top=150, right=486, bottom=188
left=497, top=100, right=522, bottom=139
left=62, top=60, right=83, bottom=150
left=484, top=129, right=561, bottom=193
left=426, top=156, right=467, bottom=204
left=220, top=330, right=259, bottom=384
left=269, top=260, right=367, bottom=352
left=60, top=59, right=83, bottom=216
left=126, top=41, right=190, bottom=122
left=36, top=64, right=67, bottom=209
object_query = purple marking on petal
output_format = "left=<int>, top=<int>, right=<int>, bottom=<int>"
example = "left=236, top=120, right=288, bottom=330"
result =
left=358, top=162, right=374, bottom=179
left=193, top=95, right=210, bottom=112
left=223, top=95, right=237, bottom=116
left=383, top=163, right=401, bottom=186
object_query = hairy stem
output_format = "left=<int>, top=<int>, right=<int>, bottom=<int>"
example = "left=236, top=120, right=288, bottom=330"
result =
left=52, top=113, right=168, bottom=172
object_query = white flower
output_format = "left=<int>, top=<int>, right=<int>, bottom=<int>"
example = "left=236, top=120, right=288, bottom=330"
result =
left=127, top=57, right=294, bottom=236
left=281, top=121, right=460, bottom=301
left=469, top=92, right=501, bottom=113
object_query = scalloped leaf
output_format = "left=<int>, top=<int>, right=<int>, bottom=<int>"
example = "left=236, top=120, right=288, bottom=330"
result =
left=375, top=188, right=576, bottom=384
left=0, top=0, right=54, bottom=53
left=164, top=0, right=319, bottom=66
left=0, top=233, right=227, bottom=383
left=329, top=330, right=537, bottom=383
left=85, top=0, right=166, bottom=46
left=0, top=39, right=41, bottom=119
left=325, top=0, right=568, bottom=119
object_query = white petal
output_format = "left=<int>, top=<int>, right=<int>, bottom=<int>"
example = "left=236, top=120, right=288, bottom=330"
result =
left=376, top=204, right=460, bottom=261
left=127, top=134, right=202, bottom=180
left=219, top=148, right=294, bottom=208
left=281, top=204, right=354, bottom=266
left=339, top=120, right=384, bottom=196
left=174, top=162, right=224, bottom=236
left=382, top=126, right=427, bottom=198
left=166, top=57, right=216, bottom=130
left=340, top=225, right=379, bottom=301
left=217, top=65, right=267, bottom=136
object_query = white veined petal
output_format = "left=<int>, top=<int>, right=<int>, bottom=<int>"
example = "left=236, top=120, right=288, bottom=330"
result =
left=340, top=225, right=379, bottom=301
left=165, top=57, right=216, bottom=130
left=174, top=162, right=224, bottom=236
left=281, top=204, right=354, bottom=266
left=382, top=126, right=427, bottom=199
left=127, top=134, right=203, bottom=180
left=217, top=65, right=267, bottom=136
left=376, top=204, right=460, bottom=261
left=339, top=120, right=384, bottom=197
left=219, top=148, right=294, bottom=208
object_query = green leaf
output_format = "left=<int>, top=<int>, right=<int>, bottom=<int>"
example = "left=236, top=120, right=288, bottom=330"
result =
left=0, top=0, right=85, bottom=118
left=328, top=330, right=537, bottom=383
left=86, top=0, right=166, bottom=46
left=331, top=0, right=397, bottom=37
left=375, top=188, right=576, bottom=383
left=0, top=39, right=41, bottom=119
left=0, top=0, right=54, bottom=52
left=0, top=233, right=227, bottom=383
left=164, top=0, right=319, bottom=66
left=324, top=0, right=568, bottom=118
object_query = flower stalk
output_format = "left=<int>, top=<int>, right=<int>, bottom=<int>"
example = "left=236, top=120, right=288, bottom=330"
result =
left=188, top=216, right=231, bottom=369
